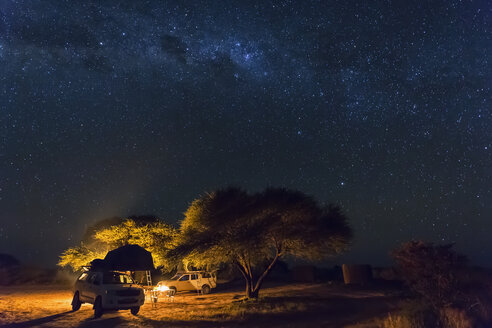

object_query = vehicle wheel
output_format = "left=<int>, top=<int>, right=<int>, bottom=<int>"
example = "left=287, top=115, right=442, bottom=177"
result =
left=71, top=292, right=81, bottom=311
left=169, top=286, right=177, bottom=295
left=130, top=306, right=140, bottom=316
left=94, top=296, right=104, bottom=318
left=201, top=284, right=211, bottom=294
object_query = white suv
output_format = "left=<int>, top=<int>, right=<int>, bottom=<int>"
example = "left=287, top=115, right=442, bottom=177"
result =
left=155, top=271, right=217, bottom=295
left=72, top=270, right=145, bottom=318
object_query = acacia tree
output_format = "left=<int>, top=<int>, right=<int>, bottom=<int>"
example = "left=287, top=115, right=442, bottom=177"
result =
left=59, top=218, right=177, bottom=271
left=94, top=219, right=178, bottom=269
left=58, top=244, right=107, bottom=271
left=171, top=187, right=352, bottom=299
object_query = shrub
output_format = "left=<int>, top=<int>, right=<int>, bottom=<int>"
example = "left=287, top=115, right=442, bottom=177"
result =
left=380, top=300, right=439, bottom=328
left=391, top=241, right=492, bottom=327
left=440, top=307, right=474, bottom=328
left=381, top=313, right=413, bottom=328
left=400, top=300, right=440, bottom=327
left=392, top=241, right=466, bottom=310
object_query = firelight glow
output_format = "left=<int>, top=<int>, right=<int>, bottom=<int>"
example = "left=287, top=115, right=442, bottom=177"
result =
left=154, top=285, right=170, bottom=292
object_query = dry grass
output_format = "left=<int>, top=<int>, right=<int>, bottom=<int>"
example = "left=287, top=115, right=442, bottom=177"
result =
left=440, top=307, right=475, bottom=328
left=0, top=282, right=400, bottom=327
left=0, top=284, right=72, bottom=324
left=379, top=313, right=413, bottom=328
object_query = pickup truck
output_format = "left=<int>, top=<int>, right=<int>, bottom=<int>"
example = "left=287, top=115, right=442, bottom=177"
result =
left=155, top=271, right=217, bottom=295
left=72, top=270, right=145, bottom=318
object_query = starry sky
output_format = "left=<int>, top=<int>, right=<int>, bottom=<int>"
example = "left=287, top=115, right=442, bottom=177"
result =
left=0, top=0, right=491, bottom=267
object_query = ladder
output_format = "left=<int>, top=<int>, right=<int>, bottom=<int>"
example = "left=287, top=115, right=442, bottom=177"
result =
left=145, top=270, right=152, bottom=286
left=146, top=270, right=158, bottom=307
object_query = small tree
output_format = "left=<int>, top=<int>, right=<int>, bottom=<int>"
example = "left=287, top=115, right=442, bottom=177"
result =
left=392, top=241, right=467, bottom=310
left=59, top=218, right=177, bottom=271
left=172, top=187, right=352, bottom=299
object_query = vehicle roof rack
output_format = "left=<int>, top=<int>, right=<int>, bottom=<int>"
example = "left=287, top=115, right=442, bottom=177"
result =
left=176, top=270, right=218, bottom=274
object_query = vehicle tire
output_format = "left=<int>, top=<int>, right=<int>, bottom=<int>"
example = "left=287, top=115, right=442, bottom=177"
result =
left=130, top=306, right=140, bottom=316
left=201, top=284, right=211, bottom=294
left=94, top=296, right=104, bottom=318
left=169, top=286, right=177, bottom=295
left=71, top=292, right=81, bottom=312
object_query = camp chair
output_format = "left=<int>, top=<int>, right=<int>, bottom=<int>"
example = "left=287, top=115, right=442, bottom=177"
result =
left=166, top=288, right=176, bottom=302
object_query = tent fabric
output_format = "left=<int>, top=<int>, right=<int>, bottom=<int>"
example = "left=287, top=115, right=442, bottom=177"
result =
left=103, top=244, right=155, bottom=271
left=90, top=258, right=107, bottom=270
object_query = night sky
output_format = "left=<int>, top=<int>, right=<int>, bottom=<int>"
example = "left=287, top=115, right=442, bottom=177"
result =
left=0, top=0, right=491, bottom=267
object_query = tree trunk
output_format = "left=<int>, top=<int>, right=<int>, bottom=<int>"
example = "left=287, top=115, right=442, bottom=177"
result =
left=245, top=277, right=252, bottom=298
left=236, top=254, right=280, bottom=299
left=251, top=253, right=280, bottom=299
left=235, top=261, right=253, bottom=299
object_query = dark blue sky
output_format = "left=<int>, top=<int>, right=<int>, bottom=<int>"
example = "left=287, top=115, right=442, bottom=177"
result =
left=0, top=0, right=491, bottom=267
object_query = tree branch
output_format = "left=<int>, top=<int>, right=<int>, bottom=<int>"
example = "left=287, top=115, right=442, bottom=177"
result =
left=253, top=252, right=281, bottom=293
left=238, top=253, right=250, bottom=277
left=234, top=260, right=248, bottom=280
left=234, top=259, right=253, bottom=297
left=247, top=253, right=253, bottom=280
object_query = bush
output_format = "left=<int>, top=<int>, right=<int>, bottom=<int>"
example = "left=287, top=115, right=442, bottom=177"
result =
left=391, top=241, right=492, bottom=327
left=381, top=313, right=413, bottom=328
left=400, top=300, right=440, bottom=327
left=440, top=307, right=475, bottom=328
left=392, top=241, right=466, bottom=310
left=380, top=300, right=439, bottom=328
left=0, top=253, right=20, bottom=268
left=457, top=267, right=492, bottom=325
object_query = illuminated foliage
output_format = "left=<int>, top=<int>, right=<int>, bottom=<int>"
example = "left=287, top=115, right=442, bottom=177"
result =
left=58, top=218, right=177, bottom=271
left=171, top=187, right=352, bottom=299
left=94, top=219, right=178, bottom=269
left=58, top=244, right=107, bottom=271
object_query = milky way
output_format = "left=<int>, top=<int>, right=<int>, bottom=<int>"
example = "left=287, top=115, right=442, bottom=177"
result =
left=0, top=0, right=491, bottom=266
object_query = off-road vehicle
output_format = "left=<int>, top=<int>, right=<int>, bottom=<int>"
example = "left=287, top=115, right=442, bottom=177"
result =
left=72, top=270, right=145, bottom=318
left=155, top=271, right=217, bottom=295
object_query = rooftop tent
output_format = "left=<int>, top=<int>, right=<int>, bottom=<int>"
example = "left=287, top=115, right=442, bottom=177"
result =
left=89, top=258, right=107, bottom=270
left=103, top=244, right=155, bottom=271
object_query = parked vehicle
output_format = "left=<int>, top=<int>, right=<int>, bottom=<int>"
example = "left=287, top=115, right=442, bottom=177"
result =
left=155, top=271, right=217, bottom=295
left=72, top=270, right=145, bottom=318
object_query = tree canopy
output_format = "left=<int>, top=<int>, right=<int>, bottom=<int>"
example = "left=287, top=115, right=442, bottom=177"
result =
left=59, top=218, right=177, bottom=271
left=171, top=187, right=352, bottom=298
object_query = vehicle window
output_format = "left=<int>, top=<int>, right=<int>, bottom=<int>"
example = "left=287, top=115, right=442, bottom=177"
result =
left=178, top=275, right=190, bottom=281
left=78, top=273, right=89, bottom=281
left=103, top=272, right=135, bottom=284
left=202, top=273, right=210, bottom=278
left=190, top=274, right=197, bottom=280
left=93, top=275, right=102, bottom=285
left=87, top=273, right=101, bottom=284
left=87, top=273, right=96, bottom=283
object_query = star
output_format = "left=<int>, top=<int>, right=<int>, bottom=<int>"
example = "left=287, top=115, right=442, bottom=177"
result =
left=0, top=0, right=490, bottom=267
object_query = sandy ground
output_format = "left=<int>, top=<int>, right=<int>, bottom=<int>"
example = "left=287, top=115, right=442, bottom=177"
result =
left=0, top=283, right=400, bottom=327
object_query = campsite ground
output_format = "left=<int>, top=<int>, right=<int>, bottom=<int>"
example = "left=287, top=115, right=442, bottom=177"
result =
left=0, top=282, right=402, bottom=327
